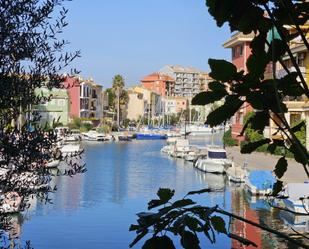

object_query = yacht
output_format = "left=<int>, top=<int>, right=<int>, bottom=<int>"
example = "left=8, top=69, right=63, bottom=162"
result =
left=181, top=124, right=217, bottom=136
left=170, top=138, right=190, bottom=158
left=81, top=130, right=108, bottom=141
left=194, top=147, right=232, bottom=174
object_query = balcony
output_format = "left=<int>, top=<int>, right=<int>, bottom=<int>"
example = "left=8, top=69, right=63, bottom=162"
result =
left=276, top=66, right=306, bottom=82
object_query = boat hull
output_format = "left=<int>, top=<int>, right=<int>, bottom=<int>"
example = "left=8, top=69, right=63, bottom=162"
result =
left=136, top=134, right=167, bottom=140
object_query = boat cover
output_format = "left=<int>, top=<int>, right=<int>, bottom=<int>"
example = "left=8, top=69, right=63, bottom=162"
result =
left=248, top=170, right=276, bottom=190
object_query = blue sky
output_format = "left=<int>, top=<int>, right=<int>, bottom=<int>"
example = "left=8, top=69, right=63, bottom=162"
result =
left=62, top=0, right=231, bottom=87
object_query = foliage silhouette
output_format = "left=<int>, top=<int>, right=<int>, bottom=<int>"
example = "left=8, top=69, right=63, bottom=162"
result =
left=0, top=0, right=83, bottom=247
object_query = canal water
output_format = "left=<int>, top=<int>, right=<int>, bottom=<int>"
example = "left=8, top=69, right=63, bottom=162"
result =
left=8, top=135, right=307, bottom=248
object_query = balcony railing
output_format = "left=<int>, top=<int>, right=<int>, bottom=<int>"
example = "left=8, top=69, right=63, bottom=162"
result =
left=276, top=66, right=306, bottom=82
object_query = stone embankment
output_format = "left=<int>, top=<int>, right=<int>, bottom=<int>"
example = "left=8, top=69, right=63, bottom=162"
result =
left=226, top=146, right=308, bottom=183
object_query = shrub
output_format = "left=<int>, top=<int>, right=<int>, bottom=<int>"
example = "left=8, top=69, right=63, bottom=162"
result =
left=223, top=129, right=238, bottom=147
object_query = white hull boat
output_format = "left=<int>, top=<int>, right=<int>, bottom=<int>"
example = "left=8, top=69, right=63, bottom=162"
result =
left=226, top=163, right=246, bottom=183
left=194, top=147, right=232, bottom=174
left=60, top=144, right=82, bottom=156
left=181, top=124, right=217, bottom=136
left=82, top=130, right=108, bottom=141
left=170, top=138, right=190, bottom=158
left=282, top=183, right=309, bottom=214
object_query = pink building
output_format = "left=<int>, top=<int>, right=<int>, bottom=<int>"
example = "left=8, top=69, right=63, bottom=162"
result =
left=63, top=76, right=103, bottom=121
left=63, top=76, right=81, bottom=119
left=223, top=32, right=254, bottom=143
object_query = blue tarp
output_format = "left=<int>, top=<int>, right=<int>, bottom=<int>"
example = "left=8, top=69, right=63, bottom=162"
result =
left=248, top=170, right=276, bottom=190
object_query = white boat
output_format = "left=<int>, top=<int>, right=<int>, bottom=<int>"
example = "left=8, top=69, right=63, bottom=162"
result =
left=184, top=146, right=208, bottom=162
left=226, top=162, right=246, bottom=183
left=60, top=144, right=82, bottom=156
left=282, top=183, right=309, bottom=214
left=64, top=129, right=81, bottom=143
left=181, top=124, right=217, bottom=136
left=161, top=138, right=178, bottom=154
left=194, top=147, right=232, bottom=174
left=245, top=170, right=275, bottom=196
left=81, top=130, right=108, bottom=141
left=45, top=159, right=60, bottom=168
left=170, top=138, right=190, bottom=158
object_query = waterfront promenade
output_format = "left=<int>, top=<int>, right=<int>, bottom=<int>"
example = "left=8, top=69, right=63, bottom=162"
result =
left=226, top=146, right=308, bottom=183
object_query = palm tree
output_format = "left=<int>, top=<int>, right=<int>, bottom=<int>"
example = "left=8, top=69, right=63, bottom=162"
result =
left=111, top=75, right=128, bottom=128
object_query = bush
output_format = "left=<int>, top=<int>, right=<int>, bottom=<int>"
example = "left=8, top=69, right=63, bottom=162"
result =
left=223, top=129, right=238, bottom=147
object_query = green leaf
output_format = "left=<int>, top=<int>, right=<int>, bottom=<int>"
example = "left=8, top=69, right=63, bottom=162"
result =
left=172, top=199, right=196, bottom=209
left=180, top=231, right=200, bottom=249
left=274, top=157, right=288, bottom=179
left=289, top=143, right=308, bottom=166
left=228, top=233, right=257, bottom=247
left=187, top=188, right=211, bottom=195
left=246, top=51, right=269, bottom=79
left=142, top=236, right=176, bottom=249
left=208, top=81, right=226, bottom=91
left=271, top=180, right=283, bottom=196
left=241, top=139, right=271, bottom=154
left=246, top=92, right=264, bottom=110
left=206, top=96, right=244, bottom=126
left=279, top=72, right=305, bottom=97
left=211, top=216, right=227, bottom=234
left=267, top=143, right=277, bottom=154
left=129, top=229, right=148, bottom=248
left=157, top=188, right=175, bottom=203
left=184, top=215, right=200, bottom=231
left=267, top=39, right=287, bottom=62
left=148, top=199, right=165, bottom=210
left=192, top=90, right=227, bottom=106
left=250, top=111, right=269, bottom=132
left=208, top=59, right=237, bottom=82
left=129, top=224, right=140, bottom=231
left=250, top=33, right=267, bottom=58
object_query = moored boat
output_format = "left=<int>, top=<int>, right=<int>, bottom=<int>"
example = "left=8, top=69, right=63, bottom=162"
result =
left=245, top=170, right=275, bottom=196
left=194, top=147, right=232, bottom=174
left=81, top=130, right=109, bottom=141
left=281, top=183, right=309, bottom=214
left=170, top=138, right=190, bottom=158
left=226, top=162, right=246, bottom=183
left=135, top=133, right=167, bottom=140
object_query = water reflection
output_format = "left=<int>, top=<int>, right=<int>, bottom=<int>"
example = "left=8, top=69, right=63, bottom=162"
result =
left=16, top=139, right=306, bottom=248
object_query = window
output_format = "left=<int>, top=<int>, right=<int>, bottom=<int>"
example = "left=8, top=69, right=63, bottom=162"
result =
left=239, top=45, right=243, bottom=56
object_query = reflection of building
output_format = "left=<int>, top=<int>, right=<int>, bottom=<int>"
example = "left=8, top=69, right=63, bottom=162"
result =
left=35, top=87, right=69, bottom=125
left=223, top=32, right=254, bottom=143
left=159, top=65, right=201, bottom=98
left=141, top=72, right=175, bottom=97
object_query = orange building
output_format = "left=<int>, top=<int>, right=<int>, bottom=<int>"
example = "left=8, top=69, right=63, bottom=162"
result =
left=141, top=72, right=175, bottom=97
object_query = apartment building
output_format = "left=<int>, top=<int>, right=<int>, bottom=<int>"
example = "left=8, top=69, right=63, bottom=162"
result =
left=159, top=65, right=201, bottom=98
left=141, top=72, right=175, bottom=97
left=35, top=87, right=69, bottom=126
left=127, top=86, right=164, bottom=121
left=165, top=96, right=188, bottom=115
left=64, top=77, right=103, bottom=120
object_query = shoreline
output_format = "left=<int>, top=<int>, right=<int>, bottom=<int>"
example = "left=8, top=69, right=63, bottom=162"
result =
left=226, top=146, right=308, bottom=183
